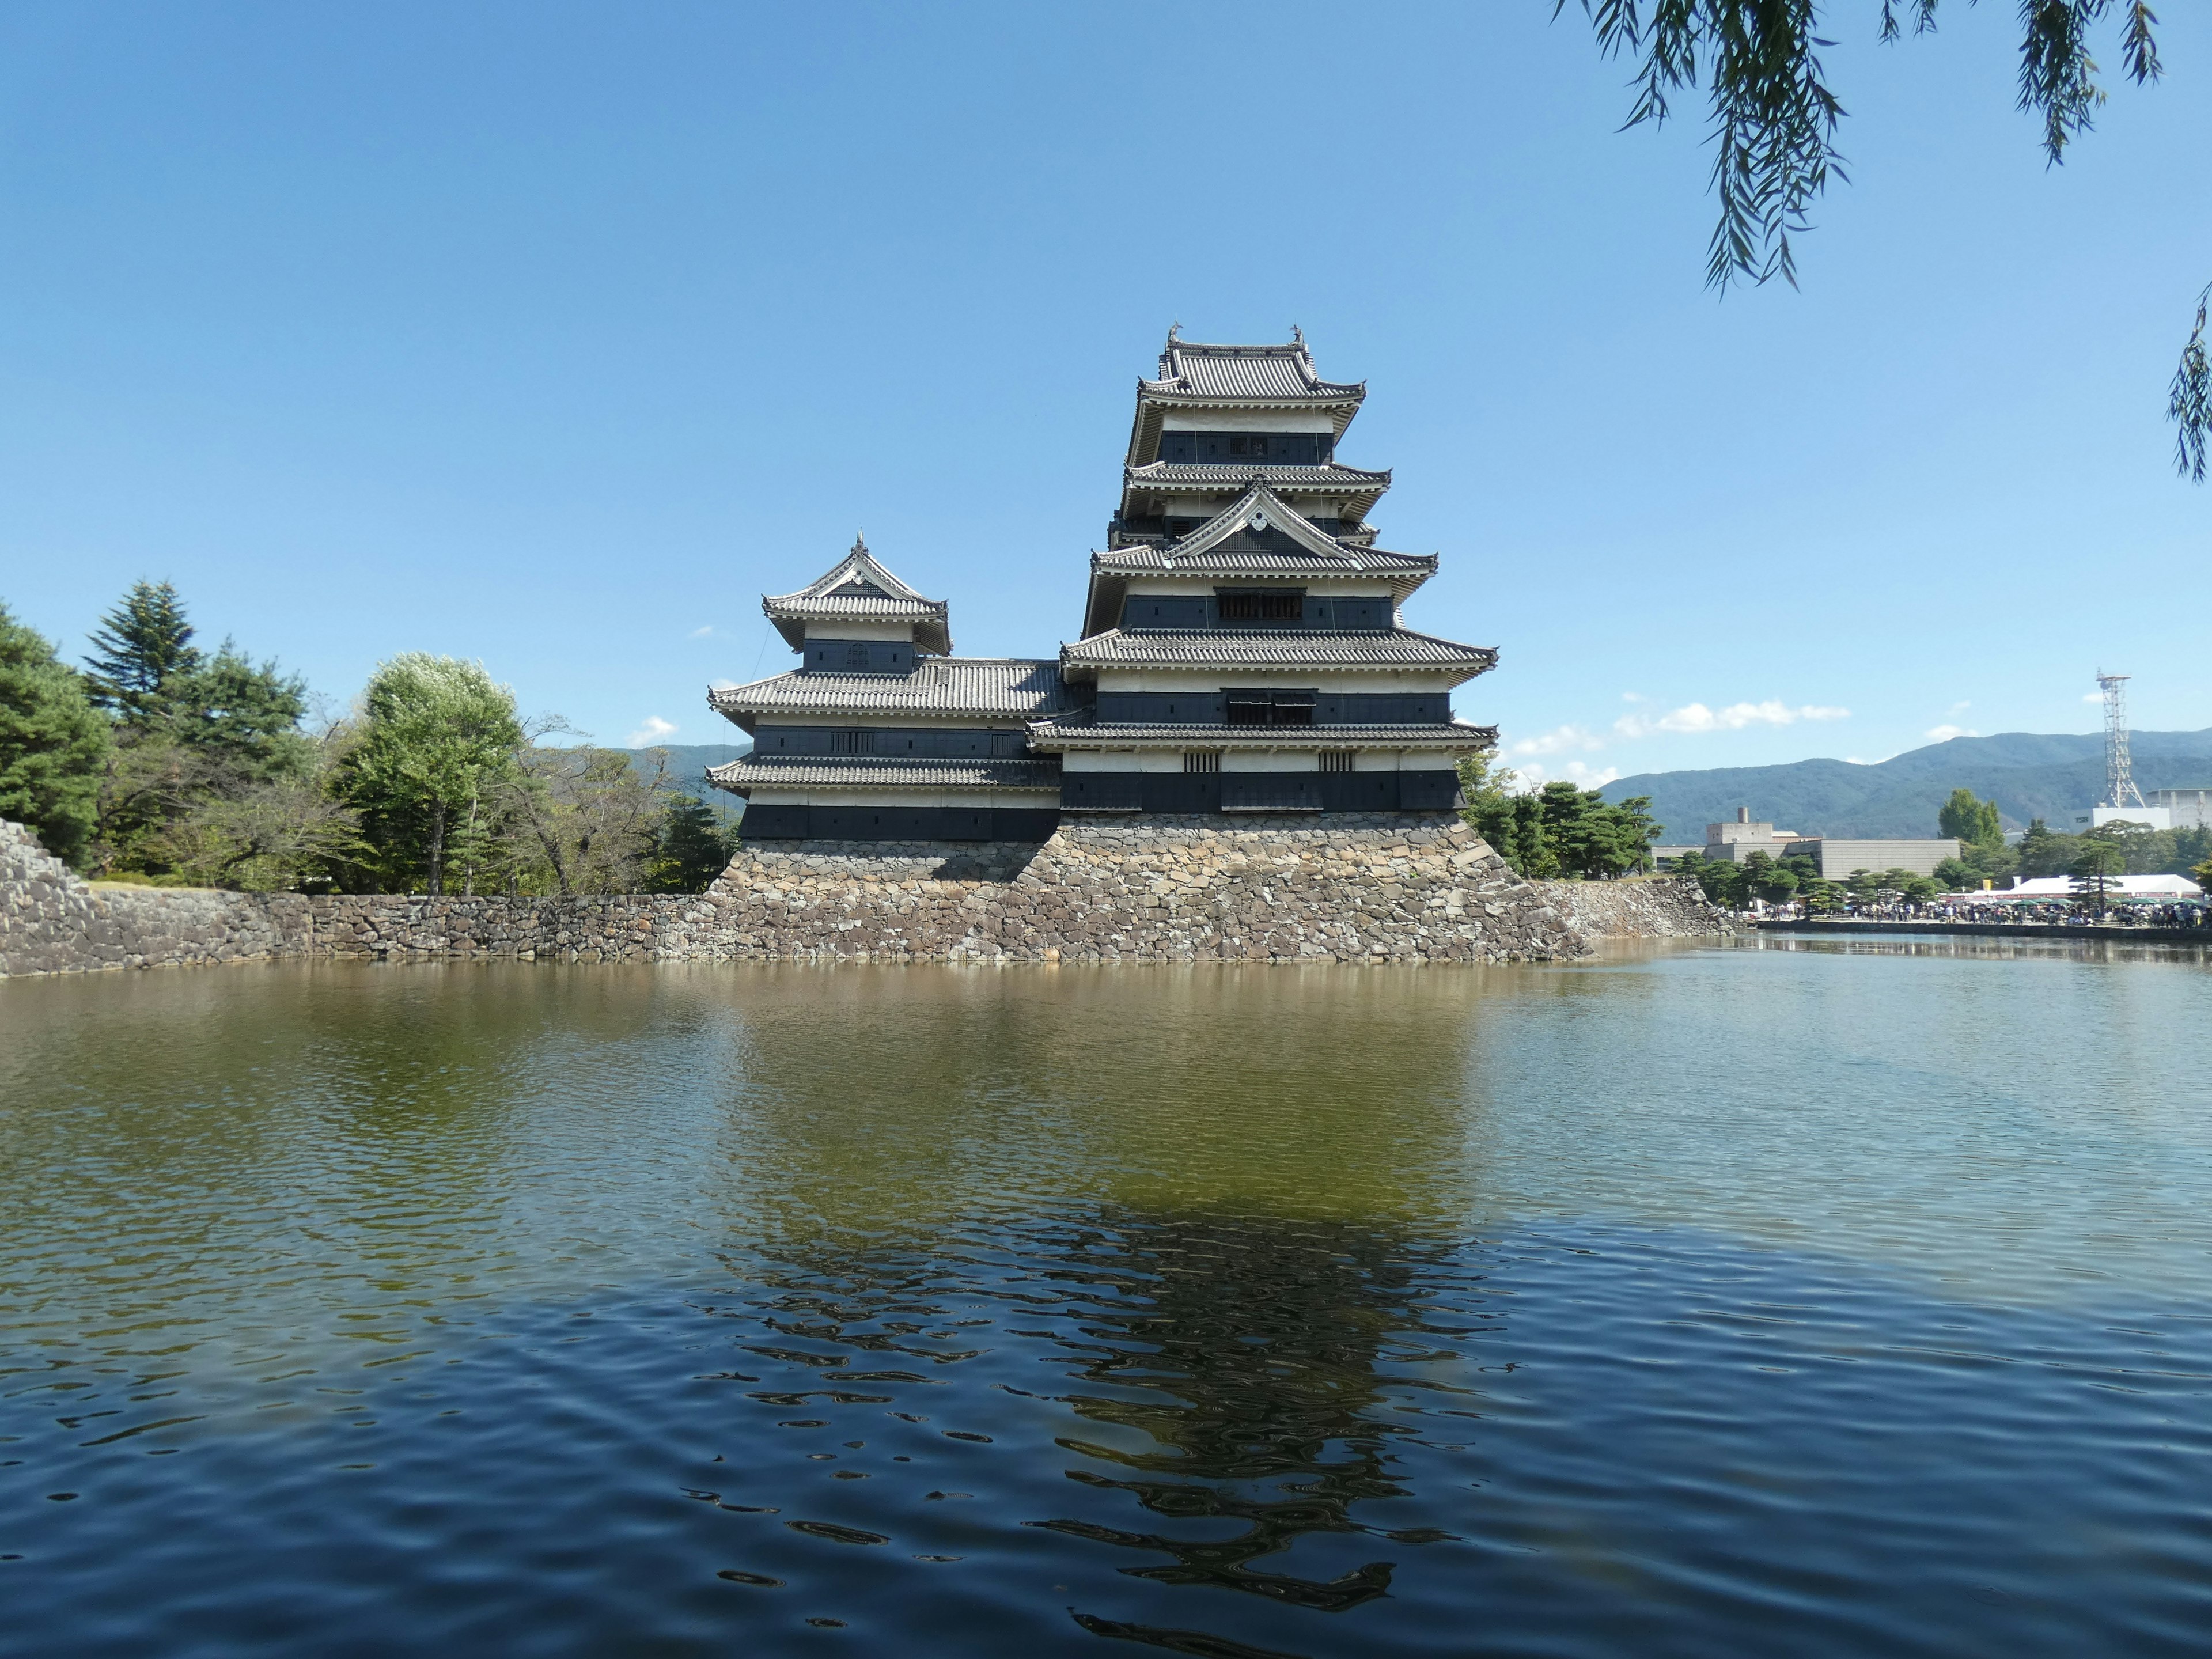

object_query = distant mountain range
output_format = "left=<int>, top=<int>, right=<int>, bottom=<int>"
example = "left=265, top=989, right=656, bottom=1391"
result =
left=628, top=742, right=751, bottom=811
left=1601, top=728, right=2212, bottom=842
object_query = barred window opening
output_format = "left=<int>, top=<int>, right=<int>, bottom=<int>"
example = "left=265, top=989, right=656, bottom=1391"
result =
left=830, top=729, right=875, bottom=756
left=1319, top=751, right=1355, bottom=774
left=1184, top=751, right=1222, bottom=774
left=1215, top=589, right=1305, bottom=623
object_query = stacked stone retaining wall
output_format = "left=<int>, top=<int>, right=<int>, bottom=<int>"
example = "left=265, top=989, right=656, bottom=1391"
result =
left=0, top=820, right=297, bottom=976
left=4, top=813, right=1717, bottom=978
left=1532, top=874, right=1734, bottom=940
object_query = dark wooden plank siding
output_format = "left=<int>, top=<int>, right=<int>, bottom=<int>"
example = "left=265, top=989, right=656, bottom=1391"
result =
left=1153, top=432, right=1334, bottom=465
left=1116, top=594, right=1389, bottom=631
left=800, top=640, right=916, bottom=674
left=1089, top=691, right=1450, bottom=726
left=752, top=725, right=1032, bottom=757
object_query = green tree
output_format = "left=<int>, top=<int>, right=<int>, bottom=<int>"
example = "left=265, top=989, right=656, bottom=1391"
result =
left=1567, top=4, right=2205, bottom=475
left=1459, top=755, right=1554, bottom=877
left=645, top=794, right=740, bottom=893
left=82, top=580, right=202, bottom=722
left=0, top=603, right=112, bottom=867
left=336, top=654, right=525, bottom=895
left=2015, top=819, right=2082, bottom=880
left=92, top=643, right=314, bottom=878
left=2070, top=836, right=2127, bottom=917
left=1675, top=850, right=1752, bottom=909
left=502, top=744, right=669, bottom=896
left=1938, top=787, right=2003, bottom=848
left=1887, top=868, right=1940, bottom=906
left=1801, top=877, right=1845, bottom=915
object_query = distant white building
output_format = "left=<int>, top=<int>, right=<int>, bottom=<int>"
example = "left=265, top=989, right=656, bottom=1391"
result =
left=2066, top=805, right=2173, bottom=832
left=1990, top=874, right=2203, bottom=901
left=2152, top=787, right=2212, bottom=830
left=1672, top=808, right=1958, bottom=879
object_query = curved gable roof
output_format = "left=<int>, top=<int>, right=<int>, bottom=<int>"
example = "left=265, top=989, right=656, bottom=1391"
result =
left=762, top=537, right=953, bottom=655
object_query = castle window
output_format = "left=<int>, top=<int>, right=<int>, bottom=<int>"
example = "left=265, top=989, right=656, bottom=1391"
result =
left=1319, top=751, right=1355, bottom=774
left=1226, top=689, right=1317, bottom=728
left=846, top=642, right=871, bottom=669
left=831, top=729, right=875, bottom=755
left=1228, top=434, right=1270, bottom=459
left=1216, top=589, right=1305, bottom=623
left=1184, top=751, right=1221, bottom=774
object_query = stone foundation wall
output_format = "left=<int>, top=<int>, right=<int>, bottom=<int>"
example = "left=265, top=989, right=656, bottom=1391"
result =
left=1531, top=875, right=1734, bottom=940
left=5, top=814, right=1721, bottom=978
left=702, top=814, right=1581, bottom=963
left=0, top=820, right=297, bottom=976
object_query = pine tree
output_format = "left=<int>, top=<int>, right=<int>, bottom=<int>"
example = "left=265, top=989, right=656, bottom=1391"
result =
left=0, top=603, right=113, bottom=867
left=83, top=581, right=202, bottom=723
left=645, top=795, right=737, bottom=893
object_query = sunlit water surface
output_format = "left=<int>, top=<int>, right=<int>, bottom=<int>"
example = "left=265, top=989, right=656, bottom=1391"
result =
left=3, top=945, right=2210, bottom=1657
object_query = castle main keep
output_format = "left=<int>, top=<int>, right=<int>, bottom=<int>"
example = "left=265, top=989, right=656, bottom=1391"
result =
left=706, top=333, right=1496, bottom=840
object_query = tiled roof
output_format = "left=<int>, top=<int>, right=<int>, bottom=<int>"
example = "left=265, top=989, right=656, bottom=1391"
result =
left=1027, top=715, right=1497, bottom=750
left=707, top=755, right=1062, bottom=794
left=1085, top=484, right=1436, bottom=636
left=1140, top=338, right=1363, bottom=403
left=1097, top=543, right=1432, bottom=577
left=1123, top=462, right=1392, bottom=492
left=708, top=658, right=1075, bottom=726
left=762, top=536, right=952, bottom=654
left=1060, top=628, right=1498, bottom=673
left=1097, top=483, right=1434, bottom=580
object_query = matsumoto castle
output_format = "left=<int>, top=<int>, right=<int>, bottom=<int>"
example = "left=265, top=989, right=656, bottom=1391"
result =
left=707, top=333, right=1497, bottom=840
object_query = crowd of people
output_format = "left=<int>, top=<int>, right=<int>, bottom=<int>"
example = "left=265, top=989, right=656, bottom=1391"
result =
left=1746, top=895, right=2211, bottom=930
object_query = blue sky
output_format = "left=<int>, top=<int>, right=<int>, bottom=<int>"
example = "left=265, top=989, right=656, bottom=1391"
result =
left=3, top=2, right=2206, bottom=785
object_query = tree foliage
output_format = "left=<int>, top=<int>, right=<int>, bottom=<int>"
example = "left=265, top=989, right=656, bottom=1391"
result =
left=1673, top=845, right=1823, bottom=907
left=82, top=580, right=201, bottom=724
left=644, top=794, right=741, bottom=894
left=1569, top=2, right=2200, bottom=472
left=2069, top=834, right=2127, bottom=914
left=2012, top=816, right=2210, bottom=883
left=0, top=603, right=112, bottom=868
left=505, top=744, right=672, bottom=896
left=335, top=654, right=525, bottom=895
left=1459, top=756, right=1659, bottom=878
left=1937, top=786, right=2003, bottom=847
left=77, top=580, right=317, bottom=882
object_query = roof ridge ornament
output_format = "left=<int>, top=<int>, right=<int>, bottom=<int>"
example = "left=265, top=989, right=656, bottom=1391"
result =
left=1290, top=324, right=1302, bottom=344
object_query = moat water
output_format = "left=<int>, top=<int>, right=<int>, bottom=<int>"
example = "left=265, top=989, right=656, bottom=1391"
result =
left=3, top=945, right=2210, bottom=1657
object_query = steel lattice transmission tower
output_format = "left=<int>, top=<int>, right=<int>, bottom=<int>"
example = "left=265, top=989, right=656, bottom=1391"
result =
left=2097, top=670, right=2146, bottom=809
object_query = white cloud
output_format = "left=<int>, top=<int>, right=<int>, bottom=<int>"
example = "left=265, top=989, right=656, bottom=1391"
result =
left=1947, top=700, right=1972, bottom=715
left=710, top=679, right=740, bottom=692
left=1621, top=691, right=1645, bottom=703
left=689, top=625, right=714, bottom=638
left=2084, top=692, right=2106, bottom=703
left=1924, top=724, right=1979, bottom=742
left=1507, top=723, right=1605, bottom=757
left=1613, top=700, right=1850, bottom=739
left=1516, top=760, right=1622, bottom=790
left=627, top=715, right=679, bottom=747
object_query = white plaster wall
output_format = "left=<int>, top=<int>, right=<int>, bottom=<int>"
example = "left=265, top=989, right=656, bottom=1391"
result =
left=799, top=620, right=916, bottom=642
left=1158, top=412, right=1337, bottom=433
left=1094, top=669, right=1465, bottom=694
left=1115, top=578, right=1399, bottom=598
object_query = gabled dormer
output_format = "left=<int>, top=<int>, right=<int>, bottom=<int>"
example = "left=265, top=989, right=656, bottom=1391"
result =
left=1113, top=329, right=1390, bottom=547
left=762, top=537, right=953, bottom=672
left=1084, top=484, right=1436, bottom=638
